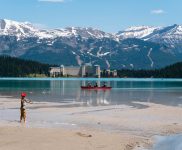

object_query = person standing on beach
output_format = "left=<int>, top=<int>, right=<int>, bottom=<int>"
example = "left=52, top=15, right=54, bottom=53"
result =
left=20, top=92, right=32, bottom=123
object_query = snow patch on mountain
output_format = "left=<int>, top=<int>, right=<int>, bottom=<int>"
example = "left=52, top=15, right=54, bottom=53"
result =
left=147, top=48, right=154, bottom=68
left=63, top=27, right=114, bottom=39
left=105, top=59, right=110, bottom=69
left=130, top=64, right=134, bottom=68
left=76, top=55, right=82, bottom=66
left=117, top=26, right=159, bottom=39
left=96, top=47, right=111, bottom=57
left=123, top=45, right=139, bottom=50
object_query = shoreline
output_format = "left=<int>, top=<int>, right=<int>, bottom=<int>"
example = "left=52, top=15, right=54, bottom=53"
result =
left=0, top=96, right=182, bottom=150
left=1, top=77, right=182, bottom=82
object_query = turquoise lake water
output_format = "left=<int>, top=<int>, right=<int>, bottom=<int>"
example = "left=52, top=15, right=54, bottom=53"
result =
left=0, top=78, right=182, bottom=107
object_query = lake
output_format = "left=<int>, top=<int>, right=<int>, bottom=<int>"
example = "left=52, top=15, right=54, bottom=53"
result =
left=0, top=78, right=182, bottom=107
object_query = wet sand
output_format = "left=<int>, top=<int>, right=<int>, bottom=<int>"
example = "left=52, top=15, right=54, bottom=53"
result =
left=0, top=96, right=182, bottom=150
left=0, top=126, right=148, bottom=150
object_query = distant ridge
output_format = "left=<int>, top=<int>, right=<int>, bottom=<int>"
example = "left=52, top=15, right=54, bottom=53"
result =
left=0, top=19, right=182, bottom=69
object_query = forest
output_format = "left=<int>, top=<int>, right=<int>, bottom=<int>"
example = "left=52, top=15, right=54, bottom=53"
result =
left=0, top=56, right=52, bottom=77
left=117, top=62, right=182, bottom=78
left=0, top=55, right=182, bottom=78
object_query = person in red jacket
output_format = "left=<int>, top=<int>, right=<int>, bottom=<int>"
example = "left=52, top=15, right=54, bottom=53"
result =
left=20, top=92, right=32, bottom=123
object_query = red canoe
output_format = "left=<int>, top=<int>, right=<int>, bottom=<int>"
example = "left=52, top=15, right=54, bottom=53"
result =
left=81, top=86, right=112, bottom=90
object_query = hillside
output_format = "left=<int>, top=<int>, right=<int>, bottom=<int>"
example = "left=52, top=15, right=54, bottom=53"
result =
left=1, top=19, right=182, bottom=69
left=0, top=56, right=51, bottom=77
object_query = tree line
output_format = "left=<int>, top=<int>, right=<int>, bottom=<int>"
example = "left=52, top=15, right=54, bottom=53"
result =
left=117, top=62, right=182, bottom=78
left=0, top=56, right=52, bottom=77
left=0, top=55, right=182, bottom=78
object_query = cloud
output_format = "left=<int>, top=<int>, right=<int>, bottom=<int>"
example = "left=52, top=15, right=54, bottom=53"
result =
left=38, top=0, right=65, bottom=3
left=151, top=9, right=165, bottom=15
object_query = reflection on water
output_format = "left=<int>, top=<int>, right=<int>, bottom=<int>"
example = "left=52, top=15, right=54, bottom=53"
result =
left=49, top=80, right=111, bottom=106
left=0, top=79, right=182, bottom=107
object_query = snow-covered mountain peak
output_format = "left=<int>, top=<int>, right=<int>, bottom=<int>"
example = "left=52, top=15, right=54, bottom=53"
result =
left=125, top=26, right=155, bottom=31
left=0, top=19, right=115, bottom=40
left=63, top=27, right=114, bottom=39
left=1, top=18, right=182, bottom=45
left=0, top=19, right=37, bottom=31
left=116, top=26, right=160, bottom=39
left=0, top=19, right=38, bottom=39
left=164, top=24, right=182, bottom=35
left=143, top=24, right=182, bottom=41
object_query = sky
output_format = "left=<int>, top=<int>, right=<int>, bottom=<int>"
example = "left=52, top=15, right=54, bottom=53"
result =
left=0, top=0, right=181, bottom=32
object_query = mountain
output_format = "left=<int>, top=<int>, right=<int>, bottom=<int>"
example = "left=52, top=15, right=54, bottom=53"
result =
left=0, top=19, right=182, bottom=69
left=0, top=19, right=114, bottom=39
left=0, top=19, right=39, bottom=40
left=117, top=24, right=182, bottom=53
left=144, top=24, right=182, bottom=53
left=116, top=26, right=160, bottom=39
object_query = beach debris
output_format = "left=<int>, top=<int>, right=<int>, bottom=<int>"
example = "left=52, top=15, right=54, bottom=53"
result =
left=125, top=143, right=134, bottom=150
left=76, top=132, right=92, bottom=138
left=42, top=91, right=46, bottom=94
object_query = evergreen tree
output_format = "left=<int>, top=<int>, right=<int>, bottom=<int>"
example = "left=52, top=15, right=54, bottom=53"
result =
left=0, top=55, right=54, bottom=77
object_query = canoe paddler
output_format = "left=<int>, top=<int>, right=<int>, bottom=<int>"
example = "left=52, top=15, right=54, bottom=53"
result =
left=94, top=82, right=98, bottom=87
left=20, top=92, right=33, bottom=123
left=102, top=82, right=107, bottom=87
left=87, top=82, right=92, bottom=87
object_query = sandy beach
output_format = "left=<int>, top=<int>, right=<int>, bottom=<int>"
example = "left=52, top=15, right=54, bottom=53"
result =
left=0, top=96, right=182, bottom=150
